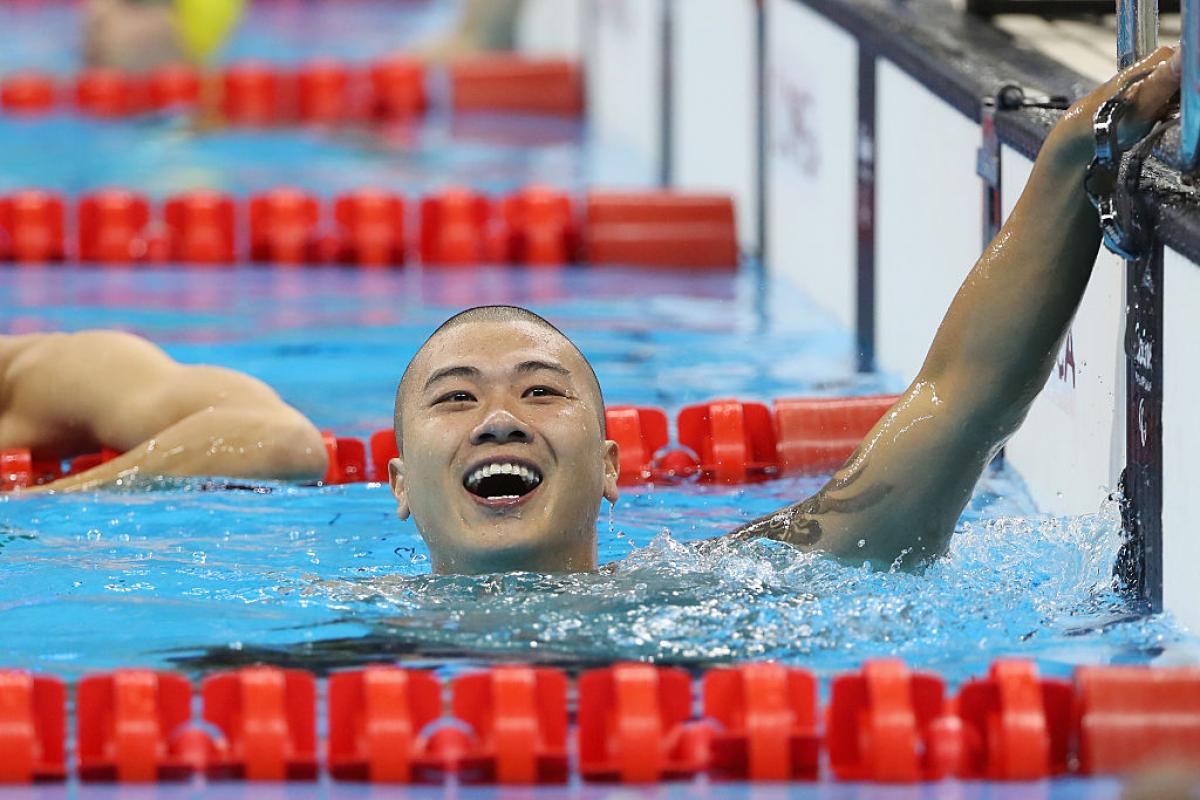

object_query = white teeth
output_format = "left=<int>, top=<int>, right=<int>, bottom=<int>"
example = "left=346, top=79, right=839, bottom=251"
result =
left=465, top=462, right=543, bottom=491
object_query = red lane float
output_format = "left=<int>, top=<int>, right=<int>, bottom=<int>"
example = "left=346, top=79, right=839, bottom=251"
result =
left=826, top=659, right=958, bottom=782
left=221, top=62, right=282, bottom=125
left=678, top=400, right=777, bottom=484
left=75, top=68, right=143, bottom=117
left=249, top=188, right=321, bottom=265
left=704, top=663, right=819, bottom=781
left=1075, top=665, right=1200, bottom=774
left=297, top=60, right=350, bottom=124
left=164, top=190, right=236, bottom=265
left=584, top=192, right=739, bottom=269
left=0, top=449, right=34, bottom=491
left=327, top=667, right=443, bottom=782
left=202, top=666, right=318, bottom=781
left=4, top=661, right=1200, bottom=784
left=369, top=57, right=426, bottom=119
left=453, top=666, right=569, bottom=784
left=955, top=659, right=1072, bottom=780
left=450, top=57, right=583, bottom=116
left=77, top=670, right=194, bottom=782
left=578, top=663, right=706, bottom=783
left=2, top=393, right=903, bottom=492
left=368, top=430, right=398, bottom=483
left=146, top=63, right=200, bottom=111
left=419, top=189, right=494, bottom=266
left=5, top=57, right=585, bottom=122
left=774, top=394, right=899, bottom=475
left=321, top=432, right=368, bottom=486
left=0, top=185, right=744, bottom=269
left=334, top=189, right=406, bottom=267
left=0, top=448, right=65, bottom=488
left=79, top=189, right=152, bottom=264
left=498, top=186, right=576, bottom=265
left=0, top=190, right=66, bottom=263
left=0, top=671, right=66, bottom=783
left=605, top=406, right=671, bottom=485
left=68, top=447, right=122, bottom=476
left=1, top=72, right=57, bottom=114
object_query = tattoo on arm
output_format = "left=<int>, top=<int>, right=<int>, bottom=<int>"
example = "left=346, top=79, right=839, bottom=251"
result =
left=732, top=452, right=894, bottom=549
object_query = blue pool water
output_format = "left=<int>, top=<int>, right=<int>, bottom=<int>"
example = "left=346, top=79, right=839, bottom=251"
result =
left=0, top=264, right=1190, bottom=688
left=0, top=4, right=1196, bottom=798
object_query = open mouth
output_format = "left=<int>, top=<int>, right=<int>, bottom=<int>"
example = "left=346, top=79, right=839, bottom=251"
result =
left=463, top=460, right=544, bottom=504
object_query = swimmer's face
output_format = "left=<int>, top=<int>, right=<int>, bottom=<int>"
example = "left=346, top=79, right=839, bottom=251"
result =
left=390, top=320, right=619, bottom=573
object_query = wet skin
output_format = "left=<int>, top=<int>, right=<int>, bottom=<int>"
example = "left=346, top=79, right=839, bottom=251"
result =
left=390, top=320, right=619, bottom=574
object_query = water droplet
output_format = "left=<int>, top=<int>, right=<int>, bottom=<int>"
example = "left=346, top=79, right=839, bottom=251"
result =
left=857, top=539, right=866, bottom=548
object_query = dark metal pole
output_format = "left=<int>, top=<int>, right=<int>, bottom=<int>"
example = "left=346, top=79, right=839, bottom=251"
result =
left=1116, top=0, right=1163, bottom=610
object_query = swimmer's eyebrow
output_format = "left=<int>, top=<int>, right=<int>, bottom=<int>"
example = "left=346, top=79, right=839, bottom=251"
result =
left=423, top=360, right=570, bottom=391
left=424, top=365, right=482, bottom=391
left=514, top=360, right=571, bottom=377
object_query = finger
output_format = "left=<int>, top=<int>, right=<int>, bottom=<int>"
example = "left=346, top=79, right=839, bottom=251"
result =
left=1129, top=45, right=1182, bottom=121
left=1112, top=44, right=1175, bottom=89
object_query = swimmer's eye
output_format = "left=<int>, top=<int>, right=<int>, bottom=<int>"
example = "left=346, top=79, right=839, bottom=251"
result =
left=523, top=386, right=564, bottom=398
left=434, top=390, right=476, bottom=404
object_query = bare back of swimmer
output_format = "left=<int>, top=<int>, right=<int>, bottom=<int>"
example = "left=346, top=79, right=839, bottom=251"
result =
left=0, top=331, right=327, bottom=491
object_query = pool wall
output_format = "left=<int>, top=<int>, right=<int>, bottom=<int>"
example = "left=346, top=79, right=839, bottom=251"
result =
left=540, top=0, right=1200, bottom=630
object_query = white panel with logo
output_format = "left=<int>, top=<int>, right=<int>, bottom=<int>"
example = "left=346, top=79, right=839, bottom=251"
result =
left=765, top=0, right=858, bottom=328
left=874, top=60, right=982, bottom=381
left=586, top=0, right=665, bottom=186
left=1001, top=145, right=1126, bottom=516
left=1162, top=247, right=1200, bottom=632
left=670, top=0, right=758, bottom=251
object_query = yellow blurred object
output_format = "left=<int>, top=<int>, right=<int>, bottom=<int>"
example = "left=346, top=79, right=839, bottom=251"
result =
left=175, top=0, right=244, bottom=63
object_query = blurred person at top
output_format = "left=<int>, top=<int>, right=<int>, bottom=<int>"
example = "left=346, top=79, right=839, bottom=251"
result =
left=83, top=0, right=243, bottom=73
left=419, top=0, right=525, bottom=61
left=84, top=0, right=527, bottom=75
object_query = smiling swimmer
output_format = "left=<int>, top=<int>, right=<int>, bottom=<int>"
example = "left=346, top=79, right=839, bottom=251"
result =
left=385, top=48, right=1183, bottom=574
left=0, top=330, right=326, bottom=492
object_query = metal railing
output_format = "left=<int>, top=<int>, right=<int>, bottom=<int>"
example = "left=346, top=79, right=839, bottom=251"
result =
left=1117, top=0, right=1159, bottom=67
left=1182, top=0, right=1200, bottom=171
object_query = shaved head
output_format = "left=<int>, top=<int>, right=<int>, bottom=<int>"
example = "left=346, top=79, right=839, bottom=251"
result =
left=394, top=306, right=604, bottom=449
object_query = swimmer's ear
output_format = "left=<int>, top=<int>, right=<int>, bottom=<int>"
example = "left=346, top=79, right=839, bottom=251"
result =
left=388, top=457, right=411, bottom=520
left=602, top=439, right=620, bottom=505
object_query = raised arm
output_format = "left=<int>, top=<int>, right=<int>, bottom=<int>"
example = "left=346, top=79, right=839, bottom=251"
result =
left=735, top=47, right=1181, bottom=568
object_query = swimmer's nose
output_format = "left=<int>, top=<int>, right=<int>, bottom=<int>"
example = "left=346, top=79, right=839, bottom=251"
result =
left=470, top=408, right=532, bottom=445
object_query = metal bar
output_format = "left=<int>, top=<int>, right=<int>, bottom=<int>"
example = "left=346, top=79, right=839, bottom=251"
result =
left=1182, top=0, right=1200, bottom=171
left=855, top=47, right=877, bottom=373
left=659, top=0, right=674, bottom=188
left=1115, top=0, right=1163, bottom=609
left=1117, top=0, right=1159, bottom=67
left=755, top=0, right=768, bottom=261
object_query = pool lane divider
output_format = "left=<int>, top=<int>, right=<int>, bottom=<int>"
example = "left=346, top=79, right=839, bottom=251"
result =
left=0, top=186, right=739, bottom=270
left=0, top=395, right=899, bottom=490
left=0, top=56, right=581, bottom=121
left=333, top=396, right=902, bottom=488
left=1, top=660, right=1198, bottom=784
